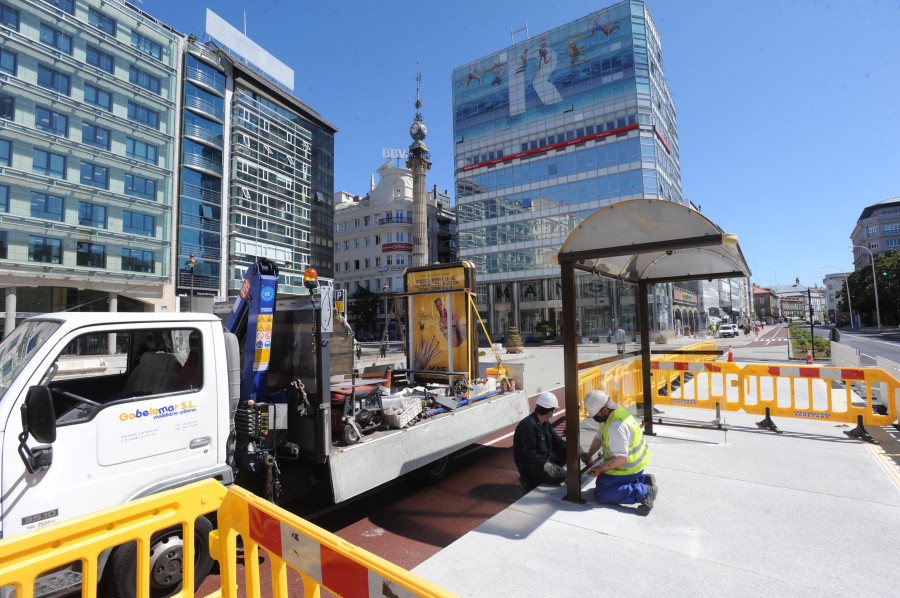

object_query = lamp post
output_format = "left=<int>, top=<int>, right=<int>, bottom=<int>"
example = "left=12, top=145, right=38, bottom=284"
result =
left=381, top=283, right=390, bottom=358
left=184, top=254, right=199, bottom=312
left=821, top=265, right=853, bottom=328
left=849, top=245, right=881, bottom=330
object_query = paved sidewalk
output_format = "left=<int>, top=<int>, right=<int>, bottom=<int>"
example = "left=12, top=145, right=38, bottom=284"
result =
left=412, top=329, right=900, bottom=597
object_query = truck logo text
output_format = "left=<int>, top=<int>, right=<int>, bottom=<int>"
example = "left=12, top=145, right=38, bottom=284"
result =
left=119, top=401, right=197, bottom=421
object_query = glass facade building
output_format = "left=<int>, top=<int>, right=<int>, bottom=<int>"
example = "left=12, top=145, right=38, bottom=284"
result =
left=177, top=40, right=336, bottom=301
left=0, top=0, right=180, bottom=319
left=452, top=0, right=682, bottom=337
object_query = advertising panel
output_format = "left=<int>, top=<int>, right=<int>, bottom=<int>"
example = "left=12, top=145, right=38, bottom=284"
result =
left=405, top=263, right=476, bottom=381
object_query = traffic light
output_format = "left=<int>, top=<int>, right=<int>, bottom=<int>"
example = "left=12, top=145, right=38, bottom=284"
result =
left=611, top=317, right=616, bottom=322
left=883, top=270, right=888, bottom=276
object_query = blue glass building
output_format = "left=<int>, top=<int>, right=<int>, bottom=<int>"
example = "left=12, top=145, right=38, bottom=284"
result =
left=452, top=0, right=682, bottom=337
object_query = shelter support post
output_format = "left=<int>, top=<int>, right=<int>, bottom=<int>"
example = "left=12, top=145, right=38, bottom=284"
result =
left=562, top=262, right=583, bottom=504
left=639, top=282, right=655, bottom=435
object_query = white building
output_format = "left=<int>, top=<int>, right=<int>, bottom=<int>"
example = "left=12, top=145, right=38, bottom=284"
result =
left=334, top=159, right=456, bottom=296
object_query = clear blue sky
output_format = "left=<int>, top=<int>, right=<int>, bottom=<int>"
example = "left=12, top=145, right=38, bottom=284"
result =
left=146, top=0, right=900, bottom=289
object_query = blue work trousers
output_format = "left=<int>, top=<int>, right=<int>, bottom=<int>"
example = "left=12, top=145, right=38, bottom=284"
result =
left=593, top=471, right=651, bottom=505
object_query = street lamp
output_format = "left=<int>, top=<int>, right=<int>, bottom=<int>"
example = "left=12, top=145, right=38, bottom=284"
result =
left=381, top=283, right=390, bottom=358
left=821, top=265, right=853, bottom=328
left=184, top=253, right=199, bottom=312
left=849, top=245, right=881, bottom=330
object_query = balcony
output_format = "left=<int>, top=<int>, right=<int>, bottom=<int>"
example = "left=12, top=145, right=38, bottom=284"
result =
left=378, top=216, right=413, bottom=225
left=185, top=66, right=225, bottom=96
left=184, top=95, right=224, bottom=123
left=182, top=152, right=222, bottom=175
left=183, top=123, right=224, bottom=148
left=181, top=181, right=221, bottom=204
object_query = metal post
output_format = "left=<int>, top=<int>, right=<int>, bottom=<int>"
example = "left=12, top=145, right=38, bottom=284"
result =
left=850, top=245, right=881, bottom=330
left=639, top=282, right=654, bottom=435
left=808, top=287, right=814, bottom=360
left=560, top=262, right=582, bottom=504
left=185, top=253, right=199, bottom=313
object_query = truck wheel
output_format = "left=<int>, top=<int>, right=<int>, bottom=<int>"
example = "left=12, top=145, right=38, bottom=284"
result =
left=415, top=455, right=451, bottom=484
left=342, top=424, right=360, bottom=445
left=105, top=515, right=214, bottom=598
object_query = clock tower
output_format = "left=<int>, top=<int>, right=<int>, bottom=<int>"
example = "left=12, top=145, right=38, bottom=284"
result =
left=406, top=62, right=431, bottom=268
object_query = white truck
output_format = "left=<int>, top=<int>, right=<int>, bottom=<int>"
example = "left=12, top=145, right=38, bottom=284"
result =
left=2, top=261, right=528, bottom=597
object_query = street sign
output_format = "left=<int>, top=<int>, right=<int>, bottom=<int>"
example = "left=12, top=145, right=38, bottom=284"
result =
left=335, top=289, right=345, bottom=315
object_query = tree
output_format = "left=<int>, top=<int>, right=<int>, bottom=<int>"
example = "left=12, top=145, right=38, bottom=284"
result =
left=348, top=287, right=380, bottom=334
left=838, top=253, right=900, bottom=326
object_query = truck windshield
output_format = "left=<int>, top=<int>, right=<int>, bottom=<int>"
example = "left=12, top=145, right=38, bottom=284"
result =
left=0, top=320, right=60, bottom=399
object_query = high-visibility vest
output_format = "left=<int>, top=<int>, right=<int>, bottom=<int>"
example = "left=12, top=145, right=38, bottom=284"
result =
left=600, top=406, right=650, bottom=475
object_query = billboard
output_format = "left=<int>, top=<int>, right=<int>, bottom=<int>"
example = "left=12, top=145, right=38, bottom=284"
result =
left=405, top=262, right=477, bottom=381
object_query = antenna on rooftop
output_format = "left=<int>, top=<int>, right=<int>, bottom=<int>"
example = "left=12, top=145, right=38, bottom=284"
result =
left=510, top=22, right=529, bottom=45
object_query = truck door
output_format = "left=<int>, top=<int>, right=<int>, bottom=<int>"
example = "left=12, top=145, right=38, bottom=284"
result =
left=1, top=322, right=220, bottom=538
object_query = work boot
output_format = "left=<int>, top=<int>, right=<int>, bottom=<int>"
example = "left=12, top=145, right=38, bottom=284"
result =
left=637, top=484, right=658, bottom=515
left=645, top=473, right=656, bottom=488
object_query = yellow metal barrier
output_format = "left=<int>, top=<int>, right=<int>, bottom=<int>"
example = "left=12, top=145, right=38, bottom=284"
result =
left=738, top=364, right=898, bottom=426
left=0, top=480, right=457, bottom=598
left=0, top=479, right=227, bottom=598
left=211, top=484, right=458, bottom=598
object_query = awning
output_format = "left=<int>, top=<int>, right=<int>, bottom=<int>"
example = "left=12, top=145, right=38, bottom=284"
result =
left=554, top=199, right=750, bottom=283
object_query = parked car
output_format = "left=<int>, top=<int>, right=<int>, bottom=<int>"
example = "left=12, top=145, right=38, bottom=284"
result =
left=719, top=324, right=737, bottom=338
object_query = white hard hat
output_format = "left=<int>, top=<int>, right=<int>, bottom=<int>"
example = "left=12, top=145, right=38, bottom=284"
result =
left=535, top=392, right=559, bottom=409
left=584, top=390, right=611, bottom=417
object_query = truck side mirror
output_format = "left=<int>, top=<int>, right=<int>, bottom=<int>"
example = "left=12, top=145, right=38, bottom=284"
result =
left=18, top=386, right=56, bottom=474
left=23, top=386, right=57, bottom=444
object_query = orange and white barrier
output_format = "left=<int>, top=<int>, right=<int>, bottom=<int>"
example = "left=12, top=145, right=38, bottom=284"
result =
left=212, top=484, right=458, bottom=598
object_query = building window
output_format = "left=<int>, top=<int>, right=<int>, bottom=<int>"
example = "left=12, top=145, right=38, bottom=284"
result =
left=354, top=260, right=360, bottom=270
left=129, top=66, right=161, bottom=95
left=126, top=138, right=158, bottom=165
left=882, top=223, right=900, bottom=236
left=124, top=174, right=156, bottom=201
left=0, top=92, right=12, bottom=121
left=30, top=192, right=64, bottom=221
left=32, top=149, right=66, bottom=178
left=37, top=65, right=70, bottom=95
left=85, top=45, right=114, bottom=74
left=0, top=3, right=19, bottom=30
left=0, top=47, right=16, bottom=75
left=78, top=201, right=106, bottom=228
left=87, top=8, right=116, bottom=36
left=130, top=32, right=161, bottom=60
left=0, top=185, right=9, bottom=212
left=28, top=235, right=62, bottom=264
left=76, top=241, right=105, bottom=268
left=866, top=225, right=877, bottom=237
left=41, top=0, right=74, bottom=14
left=40, top=24, right=72, bottom=54
left=35, top=106, right=68, bottom=137
left=80, top=163, right=108, bottom=189
left=0, top=230, right=6, bottom=259
left=123, top=210, right=154, bottom=236
left=127, top=101, right=159, bottom=129
left=0, top=138, right=9, bottom=166
left=84, top=84, right=112, bottom=111
left=121, top=248, right=153, bottom=273
left=375, top=257, right=380, bottom=267
left=81, top=123, right=110, bottom=150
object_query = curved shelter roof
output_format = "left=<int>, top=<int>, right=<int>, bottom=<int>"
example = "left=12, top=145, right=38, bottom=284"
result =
left=555, top=199, right=750, bottom=283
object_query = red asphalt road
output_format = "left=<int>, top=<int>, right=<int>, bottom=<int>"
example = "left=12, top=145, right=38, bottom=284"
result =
left=198, top=389, right=564, bottom=596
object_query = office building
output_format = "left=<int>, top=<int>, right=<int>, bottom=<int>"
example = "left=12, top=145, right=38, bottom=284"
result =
left=850, top=197, right=900, bottom=269
left=452, top=0, right=682, bottom=338
left=178, top=10, right=336, bottom=305
left=0, top=0, right=182, bottom=330
left=334, top=159, right=456, bottom=297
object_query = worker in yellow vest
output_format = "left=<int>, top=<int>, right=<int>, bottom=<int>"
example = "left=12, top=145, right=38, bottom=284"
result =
left=581, top=390, right=657, bottom=515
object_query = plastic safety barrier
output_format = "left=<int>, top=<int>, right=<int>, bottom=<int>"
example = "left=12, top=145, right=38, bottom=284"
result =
left=598, top=359, right=899, bottom=430
left=0, top=480, right=458, bottom=598
left=738, top=364, right=897, bottom=426
left=0, top=479, right=227, bottom=598
left=212, top=483, right=458, bottom=598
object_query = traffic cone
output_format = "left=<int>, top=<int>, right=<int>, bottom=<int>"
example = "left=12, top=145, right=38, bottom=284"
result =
left=806, top=349, right=813, bottom=364
left=727, top=345, right=734, bottom=363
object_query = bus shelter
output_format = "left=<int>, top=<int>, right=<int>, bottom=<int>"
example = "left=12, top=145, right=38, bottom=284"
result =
left=555, top=199, right=750, bottom=503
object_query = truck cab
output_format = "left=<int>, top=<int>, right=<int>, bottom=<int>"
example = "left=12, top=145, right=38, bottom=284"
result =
left=0, top=313, right=233, bottom=540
